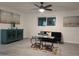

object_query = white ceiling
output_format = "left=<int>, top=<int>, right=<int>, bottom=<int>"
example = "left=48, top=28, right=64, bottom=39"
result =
left=0, top=2, right=79, bottom=13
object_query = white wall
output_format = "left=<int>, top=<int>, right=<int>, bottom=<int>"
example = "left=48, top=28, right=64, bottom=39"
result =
left=0, top=6, right=79, bottom=44
left=23, top=11, right=63, bottom=38
left=23, top=10, right=79, bottom=44
left=63, top=10, right=79, bottom=44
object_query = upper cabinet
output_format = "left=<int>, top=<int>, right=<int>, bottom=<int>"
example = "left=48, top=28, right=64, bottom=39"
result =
left=0, top=10, right=20, bottom=24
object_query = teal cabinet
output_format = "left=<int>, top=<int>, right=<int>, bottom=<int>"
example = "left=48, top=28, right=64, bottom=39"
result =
left=0, top=29, right=23, bottom=44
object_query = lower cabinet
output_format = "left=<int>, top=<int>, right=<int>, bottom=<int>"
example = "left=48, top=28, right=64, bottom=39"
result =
left=0, top=29, right=23, bottom=44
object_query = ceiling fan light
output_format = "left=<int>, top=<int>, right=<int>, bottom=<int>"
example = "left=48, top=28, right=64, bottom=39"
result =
left=38, top=8, right=45, bottom=12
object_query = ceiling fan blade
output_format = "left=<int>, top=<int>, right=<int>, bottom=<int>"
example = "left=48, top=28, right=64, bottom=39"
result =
left=44, top=5, right=52, bottom=8
left=40, top=2, right=44, bottom=8
left=34, top=4, right=40, bottom=8
left=45, top=9, right=52, bottom=11
left=40, top=2, right=44, bottom=5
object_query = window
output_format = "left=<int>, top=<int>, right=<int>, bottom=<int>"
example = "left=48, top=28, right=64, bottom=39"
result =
left=47, top=17, right=56, bottom=26
left=38, top=17, right=56, bottom=26
left=38, top=17, right=46, bottom=26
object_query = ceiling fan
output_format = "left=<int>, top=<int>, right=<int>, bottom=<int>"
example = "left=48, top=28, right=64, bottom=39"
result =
left=34, top=2, right=52, bottom=12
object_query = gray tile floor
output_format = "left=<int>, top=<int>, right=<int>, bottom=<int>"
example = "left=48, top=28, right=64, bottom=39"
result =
left=0, top=39, right=79, bottom=56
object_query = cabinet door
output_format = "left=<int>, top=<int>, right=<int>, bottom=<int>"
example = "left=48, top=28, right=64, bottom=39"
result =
left=0, top=10, right=12, bottom=23
left=12, top=14, right=20, bottom=24
left=17, top=29, right=23, bottom=40
left=7, top=30, right=16, bottom=42
left=1, top=30, right=7, bottom=44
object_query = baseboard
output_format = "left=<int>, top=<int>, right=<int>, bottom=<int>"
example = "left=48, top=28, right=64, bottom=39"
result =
left=64, top=41, right=79, bottom=44
left=23, top=37, right=79, bottom=44
left=23, top=37, right=31, bottom=39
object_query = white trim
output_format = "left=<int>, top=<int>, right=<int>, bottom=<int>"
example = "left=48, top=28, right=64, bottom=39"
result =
left=64, top=41, right=79, bottom=44
left=23, top=37, right=31, bottom=39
